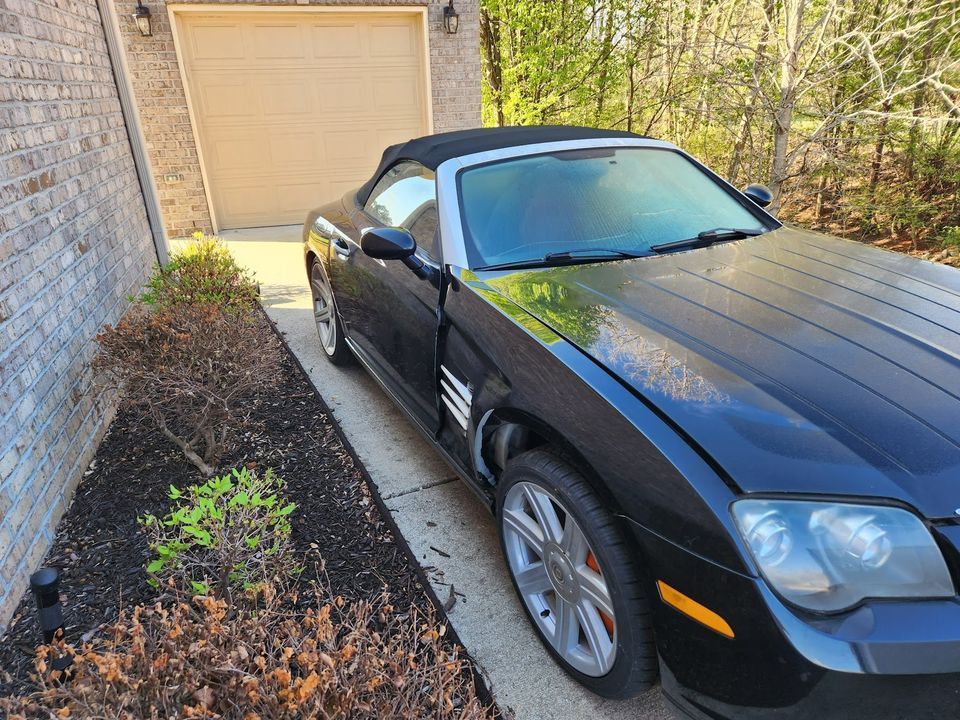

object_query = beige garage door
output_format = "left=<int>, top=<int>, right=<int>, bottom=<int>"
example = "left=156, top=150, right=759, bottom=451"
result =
left=176, top=11, right=429, bottom=229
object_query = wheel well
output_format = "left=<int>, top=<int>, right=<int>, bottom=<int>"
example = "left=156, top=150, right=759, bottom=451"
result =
left=305, top=249, right=317, bottom=276
left=478, top=410, right=642, bottom=561
left=476, top=411, right=548, bottom=482
left=478, top=410, right=615, bottom=507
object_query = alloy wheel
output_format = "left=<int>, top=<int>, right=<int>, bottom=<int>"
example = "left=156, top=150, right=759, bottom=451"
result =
left=501, top=480, right=617, bottom=677
left=310, top=261, right=337, bottom=356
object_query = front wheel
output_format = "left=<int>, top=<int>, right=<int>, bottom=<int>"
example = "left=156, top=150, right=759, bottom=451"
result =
left=309, top=258, right=352, bottom=366
left=497, top=448, right=658, bottom=698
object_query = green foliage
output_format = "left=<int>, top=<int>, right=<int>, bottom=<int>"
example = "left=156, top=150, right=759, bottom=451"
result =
left=139, top=232, right=259, bottom=310
left=141, top=467, right=299, bottom=601
left=479, top=0, right=960, bottom=250
left=938, top=227, right=960, bottom=248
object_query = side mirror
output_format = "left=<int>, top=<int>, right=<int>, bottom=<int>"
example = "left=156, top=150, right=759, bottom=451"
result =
left=360, top=227, right=416, bottom=260
left=360, top=227, right=440, bottom=287
left=743, top=183, right=773, bottom=208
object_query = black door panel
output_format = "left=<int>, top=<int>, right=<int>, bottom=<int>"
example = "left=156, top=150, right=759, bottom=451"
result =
left=331, top=162, right=442, bottom=432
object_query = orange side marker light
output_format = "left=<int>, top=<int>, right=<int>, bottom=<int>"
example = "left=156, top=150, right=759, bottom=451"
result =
left=656, top=580, right=735, bottom=639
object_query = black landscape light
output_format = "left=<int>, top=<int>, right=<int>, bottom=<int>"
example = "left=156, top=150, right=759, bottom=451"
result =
left=30, top=567, right=73, bottom=674
left=443, top=0, right=459, bottom=34
left=133, top=0, right=152, bottom=37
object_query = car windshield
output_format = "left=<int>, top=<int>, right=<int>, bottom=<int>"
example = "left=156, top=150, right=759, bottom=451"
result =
left=458, top=147, right=769, bottom=268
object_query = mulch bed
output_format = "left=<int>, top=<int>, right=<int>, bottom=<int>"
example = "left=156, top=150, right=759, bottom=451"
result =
left=0, top=310, right=490, bottom=705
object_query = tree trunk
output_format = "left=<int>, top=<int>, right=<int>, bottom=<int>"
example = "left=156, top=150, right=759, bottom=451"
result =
left=769, top=0, right=806, bottom=212
left=868, top=101, right=891, bottom=191
left=480, top=7, right=505, bottom=126
left=728, top=0, right=775, bottom=183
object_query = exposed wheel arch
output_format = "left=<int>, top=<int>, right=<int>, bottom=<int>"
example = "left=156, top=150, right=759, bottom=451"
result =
left=477, top=408, right=621, bottom=516
left=304, top=249, right=318, bottom=277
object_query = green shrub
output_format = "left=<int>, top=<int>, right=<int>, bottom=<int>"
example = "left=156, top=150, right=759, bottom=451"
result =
left=139, top=232, right=258, bottom=310
left=141, top=467, right=300, bottom=602
left=938, top=226, right=960, bottom=248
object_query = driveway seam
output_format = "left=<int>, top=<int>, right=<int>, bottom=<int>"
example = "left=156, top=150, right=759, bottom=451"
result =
left=381, top=476, right=458, bottom=500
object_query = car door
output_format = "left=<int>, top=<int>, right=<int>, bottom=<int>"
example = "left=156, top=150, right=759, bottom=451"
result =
left=333, top=161, right=442, bottom=432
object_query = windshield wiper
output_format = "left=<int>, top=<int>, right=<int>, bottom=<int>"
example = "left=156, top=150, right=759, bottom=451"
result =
left=543, top=248, right=650, bottom=262
left=649, top=227, right=765, bottom=254
left=478, top=248, right=649, bottom=272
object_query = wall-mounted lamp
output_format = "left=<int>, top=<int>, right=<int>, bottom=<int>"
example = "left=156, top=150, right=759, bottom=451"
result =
left=443, top=0, right=459, bottom=34
left=133, top=0, right=152, bottom=37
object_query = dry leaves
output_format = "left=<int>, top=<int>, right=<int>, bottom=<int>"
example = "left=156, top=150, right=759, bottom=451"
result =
left=0, top=584, right=494, bottom=720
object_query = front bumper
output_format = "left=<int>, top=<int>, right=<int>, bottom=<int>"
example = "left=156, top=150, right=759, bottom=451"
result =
left=663, top=664, right=960, bottom=720
left=628, top=520, right=960, bottom=719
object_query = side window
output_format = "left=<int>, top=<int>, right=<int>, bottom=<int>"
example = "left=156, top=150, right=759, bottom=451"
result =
left=364, top=161, right=438, bottom=259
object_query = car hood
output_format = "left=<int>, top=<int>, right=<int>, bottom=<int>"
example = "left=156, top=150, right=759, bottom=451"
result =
left=482, top=227, right=960, bottom=519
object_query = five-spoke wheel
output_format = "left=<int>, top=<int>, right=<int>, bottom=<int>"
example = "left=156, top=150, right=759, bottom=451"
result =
left=497, top=448, right=658, bottom=698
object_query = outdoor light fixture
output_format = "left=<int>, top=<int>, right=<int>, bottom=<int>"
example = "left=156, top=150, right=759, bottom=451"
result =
left=443, top=0, right=459, bottom=34
left=133, top=0, right=152, bottom=37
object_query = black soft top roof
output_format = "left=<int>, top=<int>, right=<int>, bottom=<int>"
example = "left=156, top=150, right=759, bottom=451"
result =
left=357, top=125, right=646, bottom=205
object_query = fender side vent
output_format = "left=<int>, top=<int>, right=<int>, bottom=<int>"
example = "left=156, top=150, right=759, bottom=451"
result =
left=440, top=365, right=471, bottom=433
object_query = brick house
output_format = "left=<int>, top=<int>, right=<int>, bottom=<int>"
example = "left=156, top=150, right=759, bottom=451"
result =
left=0, top=0, right=480, bottom=628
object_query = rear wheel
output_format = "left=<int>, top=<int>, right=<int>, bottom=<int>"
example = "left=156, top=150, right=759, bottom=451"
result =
left=497, top=448, right=658, bottom=698
left=310, top=258, right=352, bottom=365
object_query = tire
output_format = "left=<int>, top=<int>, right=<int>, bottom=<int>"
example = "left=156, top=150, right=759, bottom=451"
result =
left=496, top=448, right=658, bottom=698
left=309, top=257, right=353, bottom=366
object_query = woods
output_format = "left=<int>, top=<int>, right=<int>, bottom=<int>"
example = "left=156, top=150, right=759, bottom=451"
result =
left=479, top=0, right=960, bottom=258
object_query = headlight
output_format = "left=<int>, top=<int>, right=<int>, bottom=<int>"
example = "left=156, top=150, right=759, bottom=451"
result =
left=731, top=499, right=955, bottom=613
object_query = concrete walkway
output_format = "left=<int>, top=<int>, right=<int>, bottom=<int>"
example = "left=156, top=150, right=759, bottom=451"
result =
left=213, top=226, right=671, bottom=720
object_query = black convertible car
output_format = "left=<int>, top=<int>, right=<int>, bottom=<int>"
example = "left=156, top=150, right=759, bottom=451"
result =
left=302, top=126, right=960, bottom=719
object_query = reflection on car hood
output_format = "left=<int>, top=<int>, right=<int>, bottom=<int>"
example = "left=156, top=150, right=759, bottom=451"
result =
left=483, top=227, right=960, bottom=518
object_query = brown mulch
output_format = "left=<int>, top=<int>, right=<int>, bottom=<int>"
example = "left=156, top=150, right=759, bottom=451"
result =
left=0, top=311, right=488, bottom=705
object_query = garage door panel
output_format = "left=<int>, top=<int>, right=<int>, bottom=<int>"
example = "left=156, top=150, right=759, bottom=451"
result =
left=205, top=136, right=269, bottom=172
left=250, top=23, right=305, bottom=59
left=369, top=22, right=416, bottom=58
left=188, top=23, right=246, bottom=60
left=179, top=11, right=428, bottom=229
left=275, top=180, right=328, bottom=215
left=372, top=75, right=422, bottom=111
left=311, top=23, right=362, bottom=58
left=268, top=132, right=320, bottom=167
left=316, top=78, right=370, bottom=114
left=377, top=124, right=423, bottom=150
left=195, top=79, right=256, bottom=121
left=261, top=82, right=312, bottom=117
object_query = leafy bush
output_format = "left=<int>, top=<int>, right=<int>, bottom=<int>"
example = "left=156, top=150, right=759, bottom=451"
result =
left=139, top=232, right=259, bottom=311
left=141, top=467, right=299, bottom=601
left=1, top=588, right=493, bottom=720
left=94, top=303, right=281, bottom=476
left=938, top=226, right=960, bottom=249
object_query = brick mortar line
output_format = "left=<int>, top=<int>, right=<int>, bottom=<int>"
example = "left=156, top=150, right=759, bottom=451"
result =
left=0, top=395, right=117, bottom=618
left=7, top=377, right=114, bottom=539
left=0, top=183, right=143, bottom=302
left=0, top=163, right=145, bottom=298
left=0, top=215, right=146, bottom=351
left=0, top=246, right=148, bottom=444
left=1, top=1, right=104, bottom=26
left=0, top=248, right=149, bottom=462
left=0, top=120, right=128, bottom=178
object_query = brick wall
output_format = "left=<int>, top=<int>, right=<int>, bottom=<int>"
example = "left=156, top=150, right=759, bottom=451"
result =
left=0, top=0, right=156, bottom=629
left=114, top=0, right=482, bottom=238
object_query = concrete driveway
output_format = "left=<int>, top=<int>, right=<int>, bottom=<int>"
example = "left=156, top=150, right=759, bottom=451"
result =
left=215, top=225, right=672, bottom=720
